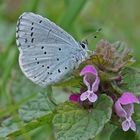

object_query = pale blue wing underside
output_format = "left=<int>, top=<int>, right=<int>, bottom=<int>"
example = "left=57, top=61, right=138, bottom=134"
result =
left=16, top=12, right=84, bottom=87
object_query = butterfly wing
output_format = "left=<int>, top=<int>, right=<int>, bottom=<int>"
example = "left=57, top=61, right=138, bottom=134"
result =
left=16, top=12, right=83, bottom=87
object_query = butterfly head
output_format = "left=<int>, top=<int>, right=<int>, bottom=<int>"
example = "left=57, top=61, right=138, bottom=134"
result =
left=80, top=40, right=88, bottom=51
left=78, top=40, right=91, bottom=62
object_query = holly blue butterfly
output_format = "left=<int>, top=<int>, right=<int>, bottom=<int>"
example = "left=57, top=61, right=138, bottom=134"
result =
left=16, top=12, right=89, bottom=87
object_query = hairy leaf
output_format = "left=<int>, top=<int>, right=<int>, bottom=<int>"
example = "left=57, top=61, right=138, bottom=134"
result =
left=120, top=67, right=140, bottom=96
left=19, top=92, right=55, bottom=122
left=110, top=127, right=139, bottom=140
left=0, top=114, right=53, bottom=138
left=94, top=123, right=117, bottom=140
left=53, top=94, right=113, bottom=140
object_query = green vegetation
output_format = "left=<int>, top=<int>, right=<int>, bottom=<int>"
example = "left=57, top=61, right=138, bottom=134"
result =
left=0, top=0, right=140, bottom=139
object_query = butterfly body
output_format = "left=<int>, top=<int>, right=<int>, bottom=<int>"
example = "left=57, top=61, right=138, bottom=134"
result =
left=16, top=12, right=88, bottom=87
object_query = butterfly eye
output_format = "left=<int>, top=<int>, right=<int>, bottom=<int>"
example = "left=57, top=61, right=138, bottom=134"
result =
left=80, top=40, right=88, bottom=49
left=81, top=43, right=86, bottom=49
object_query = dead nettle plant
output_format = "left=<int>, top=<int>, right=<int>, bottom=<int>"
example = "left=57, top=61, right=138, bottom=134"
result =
left=1, top=38, right=140, bottom=140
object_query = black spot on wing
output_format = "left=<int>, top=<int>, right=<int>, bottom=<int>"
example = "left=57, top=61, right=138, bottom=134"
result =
left=31, top=38, right=34, bottom=43
left=58, top=69, right=61, bottom=73
left=39, top=20, right=42, bottom=23
left=31, top=32, right=33, bottom=37
left=31, top=27, right=34, bottom=30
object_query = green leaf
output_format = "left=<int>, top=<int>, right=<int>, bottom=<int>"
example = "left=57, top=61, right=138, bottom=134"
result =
left=54, top=76, right=82, bottom=88
left=110, top=127, right=139, bottom=140
left=121, top=67, right=140, bottom=96
left=53, top=94, right=113, bottom=140
left=0, top=117, right=19, bottom=138
left=11, top=69, right=43, bottom=103
left=131, top=105, right=140, bottom=139
left=19, top=92, right=55, bottom=122
left=94, top=123, right=117, bottom=140
left=134, top=104, right=140, bottom=120
left=0, top=113, right=53, bottom=138
left=136, top=120, right=140, bottom=139
left=0, top=91, right=55, bottom=138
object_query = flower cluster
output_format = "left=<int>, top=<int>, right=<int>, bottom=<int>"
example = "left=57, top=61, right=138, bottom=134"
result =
left=70, top=65, right=139, bottom=131
left=69, top=40, right=140, bottom=132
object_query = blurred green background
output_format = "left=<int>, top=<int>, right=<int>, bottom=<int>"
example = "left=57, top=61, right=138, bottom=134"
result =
left=0, top=0, right=140, bottom=139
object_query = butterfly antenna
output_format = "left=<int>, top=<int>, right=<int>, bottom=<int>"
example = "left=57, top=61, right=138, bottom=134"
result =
left=82, top=28, right=102, bottom=42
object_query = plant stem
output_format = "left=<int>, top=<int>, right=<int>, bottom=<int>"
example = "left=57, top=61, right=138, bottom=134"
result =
left=46, top=86, right=57, bottom=106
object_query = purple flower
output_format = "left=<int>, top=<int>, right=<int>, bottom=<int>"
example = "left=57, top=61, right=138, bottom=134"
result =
left=80, top=65, right=100, bottom=103
left=69, top=94, right=80, bottom=102
left=115, top=92, right=139, bottom=131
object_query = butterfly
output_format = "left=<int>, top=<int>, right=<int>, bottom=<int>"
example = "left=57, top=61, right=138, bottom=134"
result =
left=16, top=12, right=89, bottom=87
